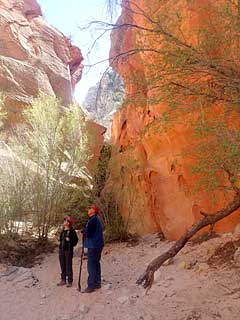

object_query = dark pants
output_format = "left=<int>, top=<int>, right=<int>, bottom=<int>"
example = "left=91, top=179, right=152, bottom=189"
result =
left=59, top=250, right=73, bottom=283
left=87, top=247, right=103, bottom=289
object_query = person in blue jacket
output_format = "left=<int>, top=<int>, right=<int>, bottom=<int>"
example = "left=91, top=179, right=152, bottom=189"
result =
left=81, top=205, right=104, bottom=293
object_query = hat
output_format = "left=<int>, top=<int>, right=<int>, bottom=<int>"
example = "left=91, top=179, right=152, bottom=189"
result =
left=89, top=205, right=99, bottom=214
left=64, top=216, right=74, bottom=224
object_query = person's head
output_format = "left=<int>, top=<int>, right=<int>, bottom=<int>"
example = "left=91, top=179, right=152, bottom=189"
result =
left=88, top=205, right=99, bottom=217
left=63, top=216, right=73, bottom=228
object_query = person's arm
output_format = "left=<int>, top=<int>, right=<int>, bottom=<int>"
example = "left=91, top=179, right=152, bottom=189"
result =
left=59, top=230, right=63, bottom=242
left=70, top=229, right=79, bottom=247
left=83, top=217, right=97, bottom=238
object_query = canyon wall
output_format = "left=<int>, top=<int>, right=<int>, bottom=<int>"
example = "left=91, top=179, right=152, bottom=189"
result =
left=84, top=68, right=124, bottom=140
left=0, top=0, right=105, bottom=168
left=0, top=0, right=83, bottom=124
left=108, top=0, right=240, bottom=239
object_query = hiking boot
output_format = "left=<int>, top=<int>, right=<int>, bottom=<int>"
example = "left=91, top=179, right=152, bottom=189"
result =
left=82, top=287, right=95, bottom=293
left=94, top=284, right=101, bottom=289
left=57, top=280, right=66, bottom=286
left=66, top=282, right=72, bottom=288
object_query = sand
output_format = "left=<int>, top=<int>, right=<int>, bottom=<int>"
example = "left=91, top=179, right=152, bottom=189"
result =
left=1, top=233, right=240, bottom=320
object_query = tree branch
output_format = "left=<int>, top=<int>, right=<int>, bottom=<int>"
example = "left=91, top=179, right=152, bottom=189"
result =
left=220, top=164, right=240, bottom=194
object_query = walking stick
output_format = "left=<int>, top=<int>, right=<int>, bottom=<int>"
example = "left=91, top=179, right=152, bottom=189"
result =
left=78, top=237, right=84, bottom=292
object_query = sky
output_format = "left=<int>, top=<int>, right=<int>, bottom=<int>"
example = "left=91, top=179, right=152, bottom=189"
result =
left=38, top=0, right=120, bottom=103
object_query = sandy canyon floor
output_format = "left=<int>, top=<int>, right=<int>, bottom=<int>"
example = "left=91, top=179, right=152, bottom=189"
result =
left=1, top=233, right=240, bottom=320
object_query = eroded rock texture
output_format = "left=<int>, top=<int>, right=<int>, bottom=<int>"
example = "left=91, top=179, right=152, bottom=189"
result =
left=107, top=0, right=240, bottom=239
left=0, top=0, right=105, bottom=172
left=0, top=0, right=83, bottom=124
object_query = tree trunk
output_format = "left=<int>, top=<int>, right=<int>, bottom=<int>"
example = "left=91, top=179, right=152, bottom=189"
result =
left=137, top=194, right=240, bottom=291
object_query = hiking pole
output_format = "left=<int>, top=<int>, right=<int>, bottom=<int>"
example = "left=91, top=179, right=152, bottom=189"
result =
left=78, top=237, right=84, bottom=292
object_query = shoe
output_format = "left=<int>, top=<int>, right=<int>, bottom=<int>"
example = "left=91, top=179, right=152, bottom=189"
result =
left=66, top=283, right=72, bottom=288
left=57, top=280, right=66, bottom=286
left=94, top=284, right=101, bottom=289
left=82, top=287, right=95, bottom=293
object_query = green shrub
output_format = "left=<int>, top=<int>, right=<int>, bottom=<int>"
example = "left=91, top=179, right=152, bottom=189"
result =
left=0, top=94, right=93, bottom=239
left=91, top=144, right=128, bottom=242
left=95, top=193, right=128, bottom=243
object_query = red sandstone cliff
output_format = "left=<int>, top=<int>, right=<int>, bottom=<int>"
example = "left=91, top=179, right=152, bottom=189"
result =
left=0, top=0, right=105, bottom=169
left=0, top=0, right=83, bottom=124
left=108, top=0, right=240, bottom=239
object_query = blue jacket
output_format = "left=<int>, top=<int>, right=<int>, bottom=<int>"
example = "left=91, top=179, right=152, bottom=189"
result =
left=83, top=215, right=104, bottom=249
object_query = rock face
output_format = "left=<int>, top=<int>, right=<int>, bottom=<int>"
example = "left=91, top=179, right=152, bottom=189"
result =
left=0, top=0, right=83, bottom=124
left=0, top=0, right=105, bottom=171
left=0, top=266, right=38, bottom=287
left=107, top=0, right=240, bottom=239
left=83, top=68, right=124, bottom=140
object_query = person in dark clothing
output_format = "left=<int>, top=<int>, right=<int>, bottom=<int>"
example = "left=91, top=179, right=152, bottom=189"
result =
left=81, top=205, right=104, bottom=293
left=57, top=216, right=78, bottom=287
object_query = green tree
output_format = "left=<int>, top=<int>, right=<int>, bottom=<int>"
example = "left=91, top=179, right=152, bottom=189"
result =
left=0, top=94, right=92, bottom=239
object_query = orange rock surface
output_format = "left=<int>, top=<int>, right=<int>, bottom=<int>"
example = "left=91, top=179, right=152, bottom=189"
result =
left=0, top=0, right=83, bottom=124
left=108, top=0, right=240, bottom=239
left=0, top=0, right=104, bottom=170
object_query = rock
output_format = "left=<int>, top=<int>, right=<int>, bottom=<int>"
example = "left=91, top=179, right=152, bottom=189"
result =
left=0, top=0, right=83, bottom=124
left=40, top=290, right=46, bottom=299
left=179, top=261, right=191, bottom=270
left=207, top=245, right=218, bottom=258
left=0, top=0, right=105, bottom=175
left=103, top=283, right=112, bottom=290
left=84, top=68, right=125, bottom=140
left=0, top=266, right=18, bottom=279
left=79, top=304, right=89, bottom=314
left=14, top=268, right=34, bottom=283
left=0, top=266, right=37, bottom=286
left=117, top=296, right=129, bottom=304
left=233, top=247, right=240, bottom=267
left=195, top=263, right=209, bottom=273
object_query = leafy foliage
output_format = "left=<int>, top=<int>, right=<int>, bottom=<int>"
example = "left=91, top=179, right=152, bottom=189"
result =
left=96, top=192, right=128, bottom=243
left=91, top=143, right=128, bottom=242
left=92, top=144, right=112, bottom=197
left=0, top=94, right=92, bottom=239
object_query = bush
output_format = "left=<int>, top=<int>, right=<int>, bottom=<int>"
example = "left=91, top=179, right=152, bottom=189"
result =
left=91, top=144, right=128, bottom=242
left=0, top=94, right=93, bottom=239
left=92, top=143, right=111, bottom=197
left=95, top=193, right=128, bottom=243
